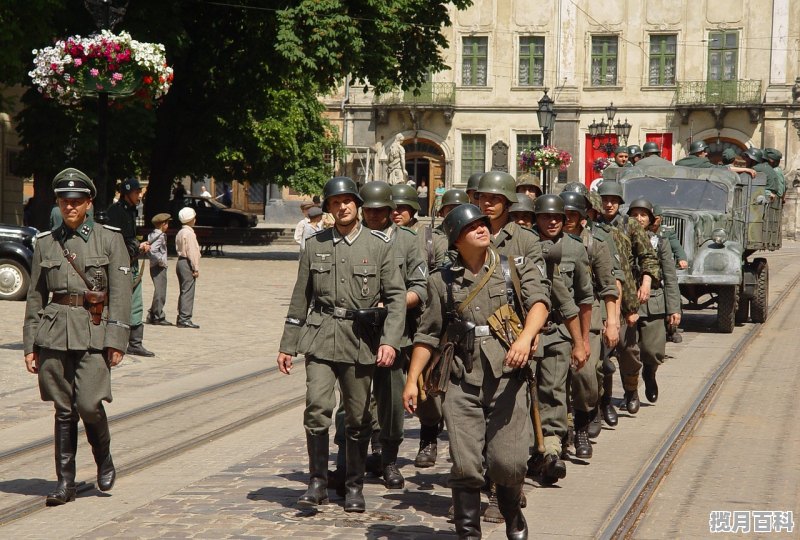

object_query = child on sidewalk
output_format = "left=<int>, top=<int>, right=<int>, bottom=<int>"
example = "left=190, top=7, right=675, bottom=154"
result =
left=146, top=213, right=172, bottom=325
left=175, top=207, right=201, bottom=328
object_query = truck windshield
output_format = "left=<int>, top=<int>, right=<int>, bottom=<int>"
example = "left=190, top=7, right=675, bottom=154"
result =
left=623, top=177, right=728, bottom=212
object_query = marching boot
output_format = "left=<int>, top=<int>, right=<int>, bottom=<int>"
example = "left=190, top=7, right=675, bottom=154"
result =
left=343, top=436, right=369, bottom=513
left=46, top=420, right=78, bottom=506
left=495, top=483, right=528, bottom=540
left=643, top=364, right=659, bottom=403
left=587, top=407, right=602, bottom=439
left=126, top=324, right=155, bottom=357
left=365, top=430, right=382, bottom=476
left=622, top=375, right=640, bottom=414
left=297, top=432, right=330, bottom=508
left=327, top=443, right=346, bottom=498
left=452, top=488, right=482, bottom=539
left=84, top=409, right=116, bottom=491
left=573, top=410, right=592, bottom=459
left=601, top=374, right=618, bottom=426
left=414, top=422, right=439, bottom=468
left=381, top=442, right=404, bottom=489
left=482, top=480, right=504, bottom=523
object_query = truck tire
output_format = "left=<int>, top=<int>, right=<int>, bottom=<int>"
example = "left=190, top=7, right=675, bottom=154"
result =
left=735, top=283, right=749, bottom=324
left=0, top=258, right=30, bottom=301
left=716, top=285, right=738, bottom=333
left=749, top=259, right=768, bottom=323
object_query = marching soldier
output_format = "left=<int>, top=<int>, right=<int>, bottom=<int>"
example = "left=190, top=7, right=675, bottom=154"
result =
left=23, top=168, right=131, bottom=506
left=651, top=205, right=686, bottom=343
left=515, top=172, right=542, bottom=201
left=508, top=197, right=535, bottom=228
left=106, top=178, right=154, bottom=357
left=466, top=172, right=484, bottom=205
left=402, top=204, right=551, bottom=540
left=439, top=189, right=470, bottom=219
left=276, top=177, right=406, bottom=513
left=627, top=199, right=681, bottom=403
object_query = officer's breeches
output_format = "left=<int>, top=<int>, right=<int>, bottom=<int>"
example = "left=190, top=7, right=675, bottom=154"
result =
left=442, top=374, right=530, bottom=489
left=572, top=331, right=601, bottom=412
left=304, top=357, right=374, bottom=443
left=538, top=340, right=571, bottom=457
left=638, top=315, right=666, bottom=368
left=37, top=348, right=112, bottom=424
left=617, top=322, right=642, bottom=387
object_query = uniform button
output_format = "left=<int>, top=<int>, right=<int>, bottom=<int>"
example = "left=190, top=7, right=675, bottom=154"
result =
left=341, top=259, right=345, bottom=263
left=340, top=278, right=345, bottom=283
left=474, top=306, right=480, bottom=311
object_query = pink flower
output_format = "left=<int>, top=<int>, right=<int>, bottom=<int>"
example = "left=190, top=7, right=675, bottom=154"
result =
left=73, top=58, right=82, bottom=67
left=90, top=68, right=99, bottom=77
left=112, top=72, right=123, bottom=81
left=96, top=83, right=104, bottom=90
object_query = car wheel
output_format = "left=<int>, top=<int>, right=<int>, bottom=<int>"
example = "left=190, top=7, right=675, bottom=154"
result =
left=0, top=258, right=30, bottom=301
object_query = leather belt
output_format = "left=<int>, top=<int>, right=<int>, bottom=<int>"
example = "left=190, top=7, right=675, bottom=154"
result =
left=50, top=292, right=85, bottom=307
left=316, top=305, right=356, bottom=320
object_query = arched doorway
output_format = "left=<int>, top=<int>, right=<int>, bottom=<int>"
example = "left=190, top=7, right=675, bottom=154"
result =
left=403, top=138, right=445, bottom=217
left=704, top=137, right=746, bottom=165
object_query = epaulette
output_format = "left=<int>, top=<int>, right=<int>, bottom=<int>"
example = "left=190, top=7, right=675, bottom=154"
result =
left=370, top=229, right=391, bottom=243
left=102, top=224, right=121, bottom=232
left=399, top=225, right=417, bottom=236
left=567, top=232, right=583, bottom=242
left=35, top=230, right=53, bottom=239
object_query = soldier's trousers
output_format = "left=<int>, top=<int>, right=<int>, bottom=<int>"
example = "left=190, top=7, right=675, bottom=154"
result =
left=443, top=373, right=530, bottom=489
left=416, top=392, right=443, bottom=432
left=638, top=315, right=666, bottom=369
left=176, top=259, right=196, bottom=324
left=148, top=264, right=168, bottom=321
left=131, top=263, right=144, bottom=327
left=304, top=357, right=374, bottom=446
left=572, top=330, right=601, bottom=413
left=38, top=348, right=112, bottom=424
left=618, top=321, right=642, bottom=391
left=537, top=340, right=571, bottom=458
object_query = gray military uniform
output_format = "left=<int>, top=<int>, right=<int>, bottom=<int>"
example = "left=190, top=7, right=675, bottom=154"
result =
left=638, top=233, right=681, bottom=368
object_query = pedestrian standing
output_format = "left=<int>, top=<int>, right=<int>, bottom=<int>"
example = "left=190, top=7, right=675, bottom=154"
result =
left=23, top=168, right=131, bottom=506
left=146, top=213, right=172, bottom=326
left=300, top=206, right=324, bottom=251
left=293, top=201, right=316, bottom=247
left=175, top=207, right=201, bottom=329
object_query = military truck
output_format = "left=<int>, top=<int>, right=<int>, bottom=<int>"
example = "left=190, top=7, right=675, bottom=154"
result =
left=603, top=164, right=781, bottom=332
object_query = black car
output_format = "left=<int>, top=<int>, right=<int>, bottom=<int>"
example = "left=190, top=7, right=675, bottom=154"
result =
left=0, top=224, right=37, bottom=301
left=174, top=196, right=259, bottom=228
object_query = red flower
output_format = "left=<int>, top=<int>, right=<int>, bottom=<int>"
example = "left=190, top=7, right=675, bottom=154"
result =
left=143, top=75, right=153, bottom=85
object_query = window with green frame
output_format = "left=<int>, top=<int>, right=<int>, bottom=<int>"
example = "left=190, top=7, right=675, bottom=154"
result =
left=516, top=134, right=542, bottom=156
left=591, top=36, right=618, bottom=86
left=708, top=31, right=738, bottom=81
left=649, top=34, right=676, bottom=86
left=461, top=135, right=486, bottom=183
left=519, top=36, right=545, bottom=86
left=462, top=36, right=488, bottom=86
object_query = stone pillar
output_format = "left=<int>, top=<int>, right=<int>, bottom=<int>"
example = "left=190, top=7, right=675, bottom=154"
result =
left=782, top=186, right=798, bottom=241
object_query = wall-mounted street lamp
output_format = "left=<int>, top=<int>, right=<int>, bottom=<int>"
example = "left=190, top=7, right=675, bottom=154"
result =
left=588, top=102, right=631, bottom=157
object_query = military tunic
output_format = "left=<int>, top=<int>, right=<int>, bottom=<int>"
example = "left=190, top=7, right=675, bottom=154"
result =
left=414, top=249, right=550, bottom=489
left=279, top=223, right=406, bottom=441
left=106, top=198, right=144, bottom=326
left=754, top=162, right=781, bottom=198
left=23, top=221, right=131, bottom=423
left=638, top=234, right=681, bottom=369
left=658, top=227, right=687, bottom=265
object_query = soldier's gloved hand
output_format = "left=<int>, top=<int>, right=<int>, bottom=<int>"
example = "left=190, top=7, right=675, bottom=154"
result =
left=24, top=352, right=39, bottom=374
left=277, top=352, right=293, bottom=374
left=106, top=348, right=124, bottom=367
left=376, top=344, right=396, bottom=367
left=402, top=382, right=418, bottom=414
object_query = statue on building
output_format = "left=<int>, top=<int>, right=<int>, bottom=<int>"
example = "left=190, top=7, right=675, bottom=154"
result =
left=793, top=77, right=800, bottom=103
left=387, top=133, right=407, bottom=185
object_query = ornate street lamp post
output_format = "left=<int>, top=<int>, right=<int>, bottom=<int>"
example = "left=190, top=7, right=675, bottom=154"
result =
left=537, top=90, right=556, bottom=192
left=588, top=102, right=632, bottom=157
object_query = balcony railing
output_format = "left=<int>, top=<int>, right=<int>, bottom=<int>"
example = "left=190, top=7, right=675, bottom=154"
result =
left=375, top=82, right=456, bottom=106
left=675, top=80, right=762, bottom=106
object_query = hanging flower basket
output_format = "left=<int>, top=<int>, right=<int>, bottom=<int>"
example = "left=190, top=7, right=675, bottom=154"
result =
left=519, top=145, right=572, bottom=173
left=592, top=157, right=612, bottom=173
left=29, top=30, right=174, bottom=106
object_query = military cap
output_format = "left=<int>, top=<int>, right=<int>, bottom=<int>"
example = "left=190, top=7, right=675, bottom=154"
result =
left=560, top=191, right=588, bottom=218
left=534, top=193, right=566, bottom=216
left=307, top=206, right=323, bottom=218
left=652, top=204, right=663, bottom=217
left=508, top=196, right=536, bottom=215
left=52, top=168, right=96, bottom=198
left=763, top=148, right=782, bottom=162
left=721, top=148, right=738, bottom=164
left=562, top=181, right=589, bottom=196
left=120, top=177, right=142, bottom=194
left=322, top=176, right=362, bottom=212
left=614, top=146, right=629, bottom=156
left=151, top=212, right=172, bottom=225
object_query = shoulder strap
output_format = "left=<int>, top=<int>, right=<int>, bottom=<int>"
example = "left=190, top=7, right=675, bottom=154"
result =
left=500, top=254, right=527, bottom=319
left=55, top=235, right=99, bottom=290
left=456, top=248, right=498, bottom=315
left=424, top=225, right=434, bottom=270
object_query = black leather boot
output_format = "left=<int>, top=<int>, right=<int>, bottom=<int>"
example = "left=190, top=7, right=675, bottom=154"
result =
left=344, top=436, right=368, bottom=513
left=381, top=442, right=404, bottom=489
left=365, top=430, right=382, bottom=476
left=46, top=420, right=78, bottom=506
left=127, top=324, right=155, bottom=357
left=297, top=432, right=329, bottom=508
left=601, top=374, right=618, bottom=426
left=414, top=422, right=439, bottom=468
left=587, top=407, right=602, bottom=439
left=643, top=364, right=659, bottom=403
left=495, top=483, right=528, bottom=540
left=327, top=443, right=346, bottom=498
left=452, top=487, right=482, bottom=539
left=84, top=409, right=116, bottom=491
left=573, top=410, right=592, bottom=459
left=624, top=389, right=641, bottom=414
left=482, top=480, right=504, bottom=523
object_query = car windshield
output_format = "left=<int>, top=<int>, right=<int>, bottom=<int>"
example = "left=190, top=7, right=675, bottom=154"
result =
left=623, top=177, right=728, bottom=212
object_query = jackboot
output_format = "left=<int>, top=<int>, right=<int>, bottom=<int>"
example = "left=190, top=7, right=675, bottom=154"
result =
left=297, top=432, right=329, bottom=508
left=46, top=420, right=78, bottom=506
left=495, top=483, right=528, bottom=540
left=84, top=409, right=116, bottom=491
left=365, top=430, right=382, bottom=476
left=573, top=410, right=592, bottom=459
left=126, top=324, right=155, bottom=357
left=643, top=364, right=659, bottom=403
left=381, top=441, right=404, bottom=489
left=344, top=436, right=369, bottom=513
left=327, top=444, right=346, bottom=498
left=601, top=374, right=618, bottom=426
left=587, top=408, right=602, bottom=439
left=482, top=480, right=504, bottom=523
left=452, top=487, right=482, bottom=539
left=622, top=374, right=641, bottom=414
left=414, top=422, right=440, bottom=468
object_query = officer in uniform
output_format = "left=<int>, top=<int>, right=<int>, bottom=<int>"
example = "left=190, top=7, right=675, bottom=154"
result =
left=627, top=199, right=681, bottom=403
left=439, top=189, right=470, bottom=219
left=466, top=172, right=484, bottom=205
left=106, top=178, right=154, bottom=357
left=508, top=197, right=535, bottom=228
left=276, top=177, right=406, bottom=513
left=597, top=181, right=660, bottom=414
left=742, top=148, right=782, bottom=202
left=763, top=148, right=786, bottom=201
left=403, top=204, right=551, bottom=540
left=23, top=168, right=131, bottom=506
left=515, top=172, right=542, bottom=201
left=560, top=190, right=619, bottom=454
left=606, top=146, right=629, bottom=168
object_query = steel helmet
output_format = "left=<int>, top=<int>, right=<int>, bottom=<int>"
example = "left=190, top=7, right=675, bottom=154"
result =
left=359, top=181, right=395, bottom=209
left=742, top=147, right=763, bottom=163
left=442, top=203, right=490, bottom=247
left=322, top=176, right=362, bottom=212
left=439, top=189, right=470, bottom=209
left=627, top=145, right=643, bottom=159
left=652, top=204, right=663, bottom=217
left=642, top=142, right=660, bottom=155
left=508, top=196, right=536, bottom=215
left=466, top=172, right=484, bottom=192
left=562, top=181, right=589, bottom=196
left=597, top=181, right=625, bottom=203
left=533, top=193, right=566, bottom=216
left=689, top=140, right=708, bottom=155
left=559, top=191, right=588, bottom=218
left=390, top=183, right=420, bottom=211
left=627, top=197, right=655, bottom=223
left=476, top=171, right=519, bottom=203
left=515, top=172, right=542, bottom=189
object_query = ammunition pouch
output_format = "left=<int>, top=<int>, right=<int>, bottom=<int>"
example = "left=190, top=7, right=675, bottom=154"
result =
left=83, top=290, right=107, bottom=326
left=487, top=304, right=524, bottom=350
left=354, top=307, right=388, bottom=328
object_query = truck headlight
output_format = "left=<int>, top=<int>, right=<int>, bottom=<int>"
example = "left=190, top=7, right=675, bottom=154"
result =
left=711, top=228, right=727, bottom=245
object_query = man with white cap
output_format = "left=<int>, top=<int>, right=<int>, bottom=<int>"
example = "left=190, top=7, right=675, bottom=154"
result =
left=175, top=207, right=201, bottom=328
